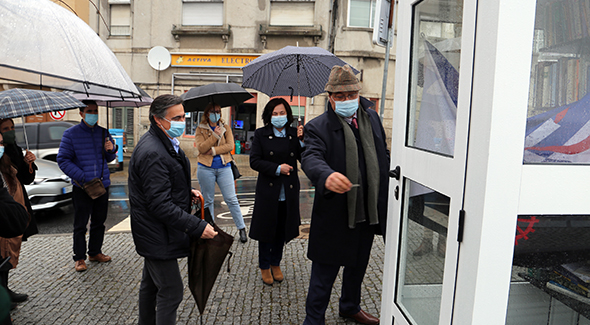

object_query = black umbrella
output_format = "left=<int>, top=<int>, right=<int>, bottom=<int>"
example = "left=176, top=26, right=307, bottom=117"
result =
left=188, top=197, right=234, bottom=321
left=181, top=83, right=253, bottom=112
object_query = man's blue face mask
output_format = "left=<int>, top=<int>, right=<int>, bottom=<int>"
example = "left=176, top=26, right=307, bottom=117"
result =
left=333, top=98, right=359, bottom=118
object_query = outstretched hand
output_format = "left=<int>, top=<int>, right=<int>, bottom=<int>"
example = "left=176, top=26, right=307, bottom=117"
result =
left=325, top=172, right=352, bottom=194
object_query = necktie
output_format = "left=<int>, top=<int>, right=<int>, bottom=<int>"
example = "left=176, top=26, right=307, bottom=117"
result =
left=351, top=117, right=358, bottom=129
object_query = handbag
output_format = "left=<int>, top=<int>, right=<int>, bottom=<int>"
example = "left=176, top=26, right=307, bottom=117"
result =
left=74, top=129, right=107, bottom=199
left=81, top=178, right=106, bottom=199
left=229, top=154, right=241, bottom=180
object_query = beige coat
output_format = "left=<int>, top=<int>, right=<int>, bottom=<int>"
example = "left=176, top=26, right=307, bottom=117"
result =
left=195, top=119, right=234, bottom=167
left=0, top=166, right=26, bottom=269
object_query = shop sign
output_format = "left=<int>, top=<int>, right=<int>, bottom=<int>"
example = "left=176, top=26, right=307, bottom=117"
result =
left=171, top=54, right=259, bottom=68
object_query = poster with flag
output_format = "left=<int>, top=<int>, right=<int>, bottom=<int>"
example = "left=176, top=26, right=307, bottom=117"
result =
left=524, top=93, right=590, bottom=163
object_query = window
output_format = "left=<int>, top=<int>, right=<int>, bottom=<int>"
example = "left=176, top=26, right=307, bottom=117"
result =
left=348, top=0, right=376, bottom=28
left=109, top=1, right=131, bottom=36
left=183, top=0, right=223, bottom=26
left=270, top=1, right=314, bottom=27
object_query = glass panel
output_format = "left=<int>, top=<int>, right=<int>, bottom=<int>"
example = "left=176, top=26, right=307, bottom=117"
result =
left=406, top=0, right=463, bottom=157
left=507, top=215, right=590, bottom=324
left=396, top=179, right=450, bottom=325
left=524, top=0, right=590, bottom=164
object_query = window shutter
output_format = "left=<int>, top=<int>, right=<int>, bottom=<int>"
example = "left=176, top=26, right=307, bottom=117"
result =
left=110, top=4, right=131, bottom=35
left=183, top=2, right=223, bottom=26
left=270, top=2, right=314, bottom=27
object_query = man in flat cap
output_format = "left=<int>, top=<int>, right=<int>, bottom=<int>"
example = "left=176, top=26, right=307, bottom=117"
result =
left=301, top=65, right=390, bottom=325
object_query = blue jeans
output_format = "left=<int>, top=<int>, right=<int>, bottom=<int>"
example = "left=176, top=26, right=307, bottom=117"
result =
left=197, top=165, right=246, bottom=230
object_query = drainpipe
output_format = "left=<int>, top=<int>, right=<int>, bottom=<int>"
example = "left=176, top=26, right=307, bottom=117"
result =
left=328, top=0, right=338, bottom=53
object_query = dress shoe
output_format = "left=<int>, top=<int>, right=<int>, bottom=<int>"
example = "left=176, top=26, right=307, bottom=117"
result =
left=239, top=228, right=248, bottom=243
left=260, top=268, right=273, bottom=286
left=270, top=265, right=284, bottom=282
left=75, top=260, right=87, bottom=272
left=413, top=240, right=433, bottom=256
left=89, top=253, right=112, bottom=263
left=10, top=302, right=17, bottom=310
left=339, top=309, right=380, bottom=325
left=8, top=289, right=28, bottom=303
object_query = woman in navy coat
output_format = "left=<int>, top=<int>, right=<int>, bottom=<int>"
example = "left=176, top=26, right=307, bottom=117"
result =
left=249, top=98, right=304, bottom=285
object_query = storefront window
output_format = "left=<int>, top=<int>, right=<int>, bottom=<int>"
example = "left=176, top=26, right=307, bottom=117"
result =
left=406, top=0, right=462, bottom=157
left=397, top=179, right=449, bottom=325
left=524, top=0, right=590, bottom=164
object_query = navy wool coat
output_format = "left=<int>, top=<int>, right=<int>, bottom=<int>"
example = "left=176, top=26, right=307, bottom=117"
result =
left=249, top=125, right=303, bottom=243
left=301, top=97, right=390, bottom=266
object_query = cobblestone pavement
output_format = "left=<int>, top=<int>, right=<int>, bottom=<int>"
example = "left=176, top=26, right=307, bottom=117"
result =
left=9, top=226, right=385, bottom=324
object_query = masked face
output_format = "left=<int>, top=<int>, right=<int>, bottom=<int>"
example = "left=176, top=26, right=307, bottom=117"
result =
left=330, top=92, right=360, bottom=118
left=162, top=117, right=186, bottom=138
left=1, top=130, right=16, bottom=145
left=271, top=115, right=288, bottom=128
left=84, top=113, right=99, bottom=126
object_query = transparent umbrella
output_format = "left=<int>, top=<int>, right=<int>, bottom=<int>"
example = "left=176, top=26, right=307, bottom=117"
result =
left=0, top=0, right=139, bottom=98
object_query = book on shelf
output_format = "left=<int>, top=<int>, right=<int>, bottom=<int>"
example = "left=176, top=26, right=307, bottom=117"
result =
left=546, top=280, right=590, bottom=304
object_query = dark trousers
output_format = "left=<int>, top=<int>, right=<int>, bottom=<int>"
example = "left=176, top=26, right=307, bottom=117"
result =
left=303, top=222, right=374, bottom=325
left=139, top=258, right=184, bottom=325
left=258, top=201, right=287, bottom=269
left=72, top=186, right=109, bottom=261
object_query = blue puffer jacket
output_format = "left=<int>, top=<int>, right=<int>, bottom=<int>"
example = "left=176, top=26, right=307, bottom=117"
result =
left=57, top=121, right=117, bottom=188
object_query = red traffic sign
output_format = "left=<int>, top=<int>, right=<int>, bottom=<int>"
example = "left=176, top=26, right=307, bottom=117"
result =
left=50, top=110, right=66, bottom=121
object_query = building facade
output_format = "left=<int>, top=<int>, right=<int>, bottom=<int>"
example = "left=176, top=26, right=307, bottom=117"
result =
left=69, top=0, right=396, bottom=155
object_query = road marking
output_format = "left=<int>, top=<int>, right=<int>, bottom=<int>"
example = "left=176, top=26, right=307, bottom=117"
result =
left=108, top=216, right=131, bottom=232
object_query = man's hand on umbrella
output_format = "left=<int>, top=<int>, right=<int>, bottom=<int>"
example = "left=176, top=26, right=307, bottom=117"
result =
left=104, top=137, right=114, bottom=152
left=191, top=189, right=202, bottom=204
left=201, top=224, right=218, bottom=239
left=24, top=151, right=36, bottom=164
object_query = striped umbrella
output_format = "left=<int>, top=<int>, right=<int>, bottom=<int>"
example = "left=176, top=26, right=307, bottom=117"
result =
left=242, top=46, right=359, bottom=122
left=0, top=88, right=86, bottom=150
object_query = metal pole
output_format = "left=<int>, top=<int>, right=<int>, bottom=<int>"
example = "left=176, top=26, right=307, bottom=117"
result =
left=379, top=0, right=397, bottom=122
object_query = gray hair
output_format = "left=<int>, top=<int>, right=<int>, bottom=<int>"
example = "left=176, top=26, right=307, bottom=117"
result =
left=150, top=94, right=184, bottom=119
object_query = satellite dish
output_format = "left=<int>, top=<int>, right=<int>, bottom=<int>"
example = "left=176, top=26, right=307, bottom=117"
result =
left=147, top=46, right=171, bottom=71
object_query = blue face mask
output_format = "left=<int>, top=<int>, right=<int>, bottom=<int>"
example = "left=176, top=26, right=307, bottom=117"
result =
left=209, top=113, right=220, bottom=123
left=84, top=113, right=98, bottom=126
left=163, top=118, right=186, bottom=138
left=271, top=115, right=288, bottom=129
left=333, top=98, right=359, bottom=118
left=0, top=146, right=4, bottom=160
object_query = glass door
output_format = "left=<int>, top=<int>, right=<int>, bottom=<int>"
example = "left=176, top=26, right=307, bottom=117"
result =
left=381, top=0, right=478, bottom=324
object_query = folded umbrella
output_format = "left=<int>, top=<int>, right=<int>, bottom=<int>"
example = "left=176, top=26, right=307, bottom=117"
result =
left=188, top=196, right=234, bottom=320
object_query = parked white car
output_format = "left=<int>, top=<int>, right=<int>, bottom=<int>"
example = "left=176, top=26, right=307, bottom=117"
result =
left=24, top=159, right=73, bottom=211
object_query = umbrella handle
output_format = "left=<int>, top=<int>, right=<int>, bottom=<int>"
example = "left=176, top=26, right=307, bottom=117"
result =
left=197, top=195, right=205, bottom=220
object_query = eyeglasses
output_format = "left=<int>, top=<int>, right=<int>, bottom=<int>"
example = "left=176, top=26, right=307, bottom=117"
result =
left=211, top=111, right=221, bottom=114
left=332, top=92, right=359, bottom=101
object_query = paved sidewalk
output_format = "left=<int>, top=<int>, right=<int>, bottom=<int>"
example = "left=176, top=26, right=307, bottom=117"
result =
left=9, top=227, right=384, bottom=324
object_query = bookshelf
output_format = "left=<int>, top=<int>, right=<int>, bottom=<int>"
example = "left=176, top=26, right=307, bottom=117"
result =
left=529, top=0, right=590, bottom=117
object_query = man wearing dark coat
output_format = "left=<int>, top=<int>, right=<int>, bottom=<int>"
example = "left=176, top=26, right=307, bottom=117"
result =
left=128, top=94, right=217, bottom=325
left=301, top=65, right=390, bottom=325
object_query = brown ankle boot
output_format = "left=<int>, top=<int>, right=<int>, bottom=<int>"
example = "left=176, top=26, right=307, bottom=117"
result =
left=270, top=265, right=284, bottom=282
left=261, top=268, right=273, bottom=285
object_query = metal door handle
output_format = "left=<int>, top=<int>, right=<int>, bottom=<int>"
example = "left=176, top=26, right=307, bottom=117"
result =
left=389, top=166, right=400, bottom=180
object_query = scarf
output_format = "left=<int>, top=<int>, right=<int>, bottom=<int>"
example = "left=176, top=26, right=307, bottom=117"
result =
left=336, top=105, right=380, bottom=229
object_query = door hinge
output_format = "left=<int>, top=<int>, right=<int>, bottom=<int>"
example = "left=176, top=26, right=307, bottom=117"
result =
left=457, top=209, right=465, bottom=243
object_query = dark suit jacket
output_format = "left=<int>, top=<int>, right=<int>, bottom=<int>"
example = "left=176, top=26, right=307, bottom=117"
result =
left=301, top=97, right=390, bottom=266
left=249, top=125, right=303, bottom=243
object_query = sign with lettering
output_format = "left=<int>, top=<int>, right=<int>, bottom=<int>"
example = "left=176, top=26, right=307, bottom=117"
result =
left=171, top=54, right=259, bottom=68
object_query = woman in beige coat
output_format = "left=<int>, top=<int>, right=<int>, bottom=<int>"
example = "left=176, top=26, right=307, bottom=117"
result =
left=195, top=102, right=247, bottom=243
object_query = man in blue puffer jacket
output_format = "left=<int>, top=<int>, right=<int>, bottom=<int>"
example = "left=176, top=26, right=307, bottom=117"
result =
left=57, top=101, right=118, bottom=272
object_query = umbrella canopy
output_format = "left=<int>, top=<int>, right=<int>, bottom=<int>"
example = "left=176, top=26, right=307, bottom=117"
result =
left=241, top=46, right=360, bottom=98
left=0, top=0, right=140, bottom=98
left=65, top=85, right=153, bottom=108
left=188, top=200, right=233, bottom=316
left=0, top=88, right=85, bottom=119
left=181, top=83, right=253, bottom=112
left=524, top=93, right=590, bottom=163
